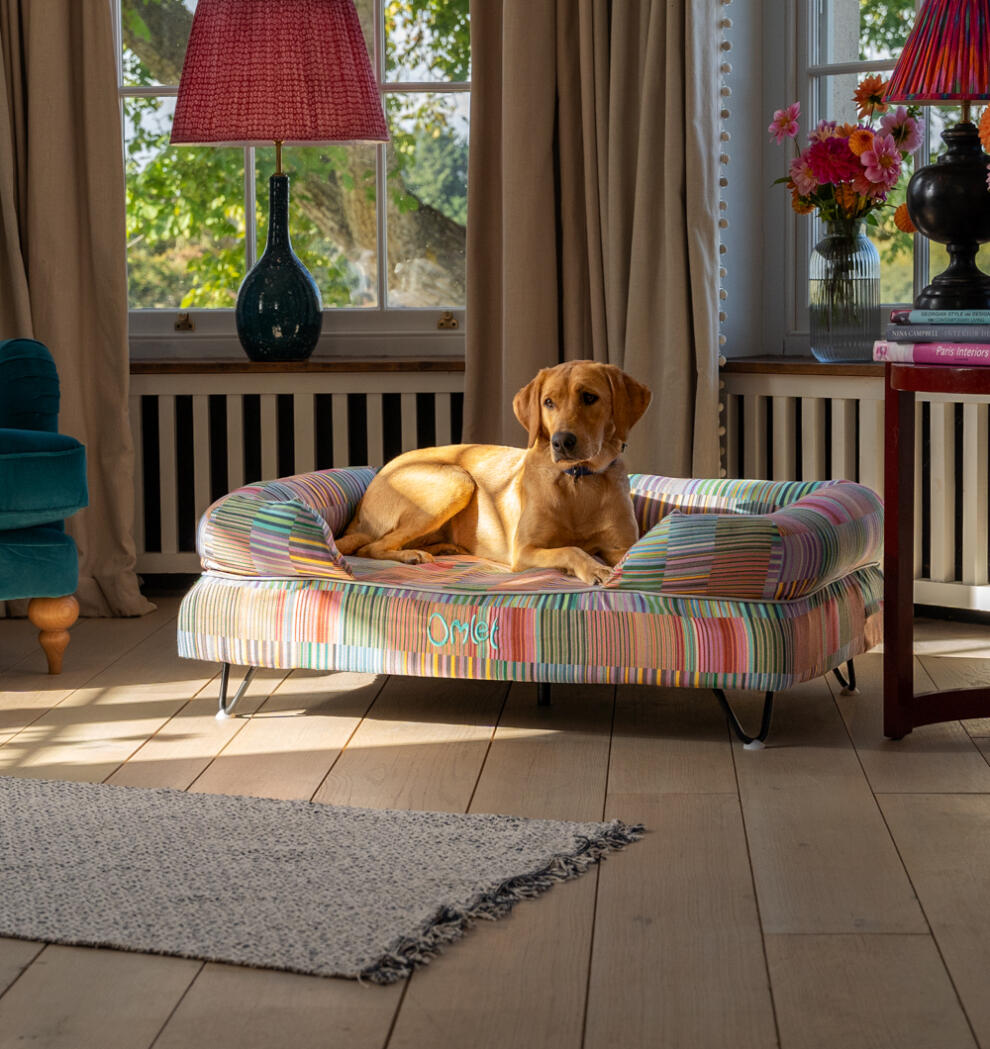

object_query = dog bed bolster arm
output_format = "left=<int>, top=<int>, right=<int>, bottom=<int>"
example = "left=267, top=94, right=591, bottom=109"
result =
left=196, top=467, right=377, bottom=578
left=609, top=480, right=883, bottom=599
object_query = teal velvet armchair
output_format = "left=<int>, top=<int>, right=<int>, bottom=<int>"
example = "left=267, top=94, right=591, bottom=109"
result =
left=0, top=339, right=88, bottom=672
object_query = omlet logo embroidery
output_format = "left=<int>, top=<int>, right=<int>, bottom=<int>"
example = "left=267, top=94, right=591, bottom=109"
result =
left=427, top=611, right=500, bottom=651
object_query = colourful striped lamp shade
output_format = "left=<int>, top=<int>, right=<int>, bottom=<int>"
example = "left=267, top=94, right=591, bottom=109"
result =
left=885, top=0, right=990, bottom=103
left=170, top=0, right=388, bottom=145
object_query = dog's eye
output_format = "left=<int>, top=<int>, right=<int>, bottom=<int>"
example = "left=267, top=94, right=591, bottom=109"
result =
left=543, top=397, right=554, bottom=409
left=581, top=392, right=598, bottom=405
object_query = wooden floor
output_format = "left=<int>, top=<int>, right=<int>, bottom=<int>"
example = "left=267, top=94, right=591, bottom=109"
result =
left=3, top=598, right=990, bottom=1049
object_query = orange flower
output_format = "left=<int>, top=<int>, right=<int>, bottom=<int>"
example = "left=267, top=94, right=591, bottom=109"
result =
left=837, top=123, right=859, bottom=138
left=790, top=189, right=815, bottom=215
left=979, top=106, right=990, bottom=153
left=853, top=74, right=890, bottom=120
left=834, top=183, right=862, bottom=217
left=848, top=128, right=875, bottom=156
left=894, top=202, right=917, bottom=234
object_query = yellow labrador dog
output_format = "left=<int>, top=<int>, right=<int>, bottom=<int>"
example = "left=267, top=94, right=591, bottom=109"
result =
left=335, top=360, right=652, bottom=585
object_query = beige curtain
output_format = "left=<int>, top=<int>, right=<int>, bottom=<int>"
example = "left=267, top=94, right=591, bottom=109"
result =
left=0, top=0, right=153, bottom=616
left=465, top=0, right=721, bottom=477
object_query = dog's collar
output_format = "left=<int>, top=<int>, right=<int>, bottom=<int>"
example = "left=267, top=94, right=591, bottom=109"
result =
left=563, top=456, right=620, bottom=480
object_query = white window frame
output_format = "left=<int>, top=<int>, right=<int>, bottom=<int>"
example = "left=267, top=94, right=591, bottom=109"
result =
left=724, top=0, right=930, bottom=359
left=111, top=0, right=468, bottom=360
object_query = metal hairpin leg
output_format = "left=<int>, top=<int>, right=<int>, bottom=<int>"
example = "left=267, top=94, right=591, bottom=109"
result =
left=537, top=683, right=552, bottom=707
left=831, top=659, right=859, bottom=695
left=712, top=689, right=775, bottom=750
left=217, top=663, right=257, bottom=720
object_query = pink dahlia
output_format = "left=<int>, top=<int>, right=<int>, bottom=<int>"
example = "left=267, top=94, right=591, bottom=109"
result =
left=861, top=133, right=902, bottom=189
left=809, top=120, right=840, bottom=143
left=806, top=137, right=861, bottom=184
left=852, top=170, right=888, bottom=201
left=789, top=152, right=818, bottom=196
left=879, top=106, right=922, bottom=154
left=768, top=102, right=800, bottom=144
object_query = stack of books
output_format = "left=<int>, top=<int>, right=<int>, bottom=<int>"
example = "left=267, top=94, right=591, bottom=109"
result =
left=873, top=309, right=990, bottom=365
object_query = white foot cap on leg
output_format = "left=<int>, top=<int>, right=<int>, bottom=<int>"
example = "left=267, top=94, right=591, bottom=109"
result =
left=743, top=739, right=766, bottom=751
left=215, top=709, right=229, bottom=721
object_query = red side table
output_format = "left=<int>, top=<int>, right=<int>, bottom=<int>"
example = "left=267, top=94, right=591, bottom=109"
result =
left=884, top=361, right=990, bottom=737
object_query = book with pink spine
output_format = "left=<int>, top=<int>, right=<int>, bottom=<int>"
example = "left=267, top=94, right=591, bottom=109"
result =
left=873, top=340, right=990, bottom=365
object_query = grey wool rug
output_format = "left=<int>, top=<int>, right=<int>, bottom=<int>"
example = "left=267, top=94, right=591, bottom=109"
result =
left=0, top=776, right=642, bottom=984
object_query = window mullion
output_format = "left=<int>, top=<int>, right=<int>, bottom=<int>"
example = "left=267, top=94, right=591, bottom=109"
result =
left=244, top=146, right=257, bottom=271
left=375, top=0, right=387, bottom=312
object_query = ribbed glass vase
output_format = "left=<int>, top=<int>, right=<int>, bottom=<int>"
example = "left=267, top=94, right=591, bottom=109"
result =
left=808, top=220, right=881, bottom=363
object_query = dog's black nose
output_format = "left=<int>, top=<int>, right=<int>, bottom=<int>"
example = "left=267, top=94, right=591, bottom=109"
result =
left=551, top=431, right=578, bottom=455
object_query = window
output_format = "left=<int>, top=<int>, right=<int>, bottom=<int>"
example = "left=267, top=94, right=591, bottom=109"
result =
left=112, top=0, right=469, bottom=357
left=806, top=0, right=921, bottom=308
left=725, top=0, right=979, bottom=358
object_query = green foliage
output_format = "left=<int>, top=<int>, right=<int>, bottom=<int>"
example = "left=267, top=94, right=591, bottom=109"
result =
left=856, top=2, right=923, bottom=300
left=122, top=0, right=469, bottom=310
left=859, top=1, right=917, bottom=60
left=385, top=0, right=469, bottom=81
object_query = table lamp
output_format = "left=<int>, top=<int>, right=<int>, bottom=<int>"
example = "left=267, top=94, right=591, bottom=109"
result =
left=884, top=0, right=990, bottom=309
left=170, top=0, right=389, bottom=361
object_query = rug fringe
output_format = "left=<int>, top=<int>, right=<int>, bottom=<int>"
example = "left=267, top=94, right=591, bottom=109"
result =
left=359, top=818, right=645, bottom=985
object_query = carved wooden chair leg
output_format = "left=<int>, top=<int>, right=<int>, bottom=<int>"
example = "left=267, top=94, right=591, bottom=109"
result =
left=27, top=595, right=79, bottom=674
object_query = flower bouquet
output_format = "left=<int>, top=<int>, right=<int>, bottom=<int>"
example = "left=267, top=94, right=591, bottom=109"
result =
left=769, top=76, right=922, bottom=361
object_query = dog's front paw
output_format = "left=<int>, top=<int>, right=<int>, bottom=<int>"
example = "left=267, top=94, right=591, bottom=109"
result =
left=574, top=561, right=613, bottom=586
left=393, top=549, right=435, bottom=565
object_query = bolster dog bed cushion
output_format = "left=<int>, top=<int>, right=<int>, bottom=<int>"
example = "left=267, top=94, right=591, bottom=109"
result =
left=179, top=468, right=883, bottom=692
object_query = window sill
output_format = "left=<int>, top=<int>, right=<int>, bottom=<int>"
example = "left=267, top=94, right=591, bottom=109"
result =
left=130, top=356, right=465, bottom=374
left=721, top=355, right=883, bottom=377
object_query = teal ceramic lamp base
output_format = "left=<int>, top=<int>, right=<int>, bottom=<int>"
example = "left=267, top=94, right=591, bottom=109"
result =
left=235, top=174, right=322, bottom=362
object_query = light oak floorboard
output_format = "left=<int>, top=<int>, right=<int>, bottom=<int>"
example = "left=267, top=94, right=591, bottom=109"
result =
left=0, top=600, right=181, bottom=746
left=0, top=937, right=42, bottom=996
left=585, top=793, right=778, bottom=1049
left=732, top=678, right=926, bottom=934
left=150, top=672, right=403, bottom=1049
left=388, top=683, right=614, bottom=1049
left=311, top=676, right=508, bottom=812
left=151, top=962, right=402, bottom=1049
left=189, top=669, right=385, bottom=801
left=0, top=616, right=45, bottom=672
left=834, top=651, right=990, bottom=793
left=106, top=668, right=287, bottom=790
left=916, top=650, right=990, bottom=740
left=880, top=793, right=990, bottom=1046
left=161, top=673, right=507, bottom=1049
left=766, top=933, right=976, bottom=1049
left=913, top=617, right=990, bottom=736
left=609, top=683, right=737, bottom=794
left=0, top=945, right=199, bottom=1049
left=0, top=616, right=217, bottom=782
left=9, top=615, right=990, bottom=1049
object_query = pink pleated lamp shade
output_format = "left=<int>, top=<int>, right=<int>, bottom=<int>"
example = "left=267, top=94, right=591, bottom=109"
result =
left=885, top=0, right=990, bottom=103
left=170, top=0, right=388, bottom=145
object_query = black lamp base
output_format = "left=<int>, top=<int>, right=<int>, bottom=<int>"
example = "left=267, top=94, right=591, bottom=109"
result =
left=907, top=122, right=990, bottom=311
left=235, top=174, right=322, bottom=362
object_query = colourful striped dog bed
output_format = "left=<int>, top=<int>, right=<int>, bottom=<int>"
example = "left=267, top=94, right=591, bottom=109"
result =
left=177, top=469, right=883, bottom=743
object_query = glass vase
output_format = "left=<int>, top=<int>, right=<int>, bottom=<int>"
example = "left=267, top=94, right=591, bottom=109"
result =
left=808, top=220, right=881, bottom=363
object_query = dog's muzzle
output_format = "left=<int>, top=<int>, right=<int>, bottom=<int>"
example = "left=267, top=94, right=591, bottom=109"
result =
left=550, top=430, right=579, bottom=461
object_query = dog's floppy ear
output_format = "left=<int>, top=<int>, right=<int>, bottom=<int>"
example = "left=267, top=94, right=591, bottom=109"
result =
left=513, top=370, right=547, bottom=448
left=605, top=365, right=652, bottom=442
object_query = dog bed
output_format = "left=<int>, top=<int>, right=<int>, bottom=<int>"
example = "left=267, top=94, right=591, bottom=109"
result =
left=177, top=468, right=883, bottom=747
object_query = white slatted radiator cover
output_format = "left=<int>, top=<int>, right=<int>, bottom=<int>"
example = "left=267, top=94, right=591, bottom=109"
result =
left=130, top=367, right=465, bottom=573
left=722, top=369, right=990, bottom=612
left=131, top=365, right=990, bottom=611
